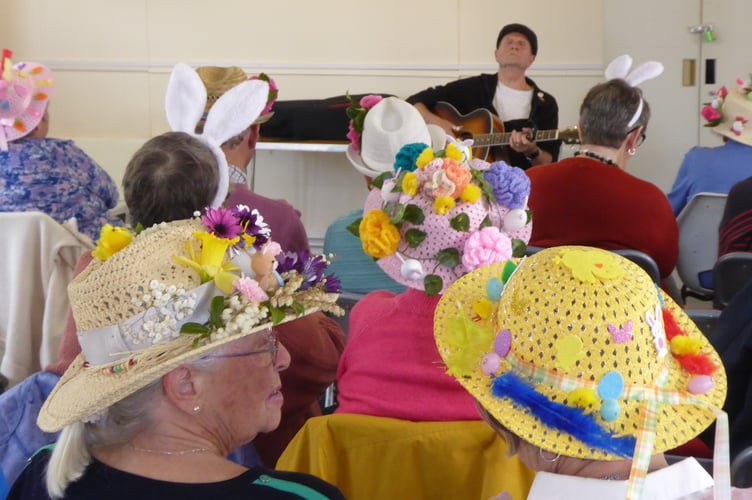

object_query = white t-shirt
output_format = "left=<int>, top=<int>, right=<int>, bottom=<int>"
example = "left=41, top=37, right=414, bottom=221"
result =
left=494, top=81, right=533, bottom=121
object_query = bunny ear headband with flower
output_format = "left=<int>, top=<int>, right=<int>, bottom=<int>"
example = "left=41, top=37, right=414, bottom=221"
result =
left=604, top=54, right=664, bottom=128
left=164, top=63, right=269, bottom=208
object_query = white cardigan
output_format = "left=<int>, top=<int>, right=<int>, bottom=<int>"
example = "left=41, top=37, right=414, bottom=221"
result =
left=0, top=212, right=92, bottom=385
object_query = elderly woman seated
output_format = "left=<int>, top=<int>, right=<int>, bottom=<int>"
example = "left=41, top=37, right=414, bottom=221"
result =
left=8, top=214, right=345, bottom=499
left=434, top=246, right=731, bottom=499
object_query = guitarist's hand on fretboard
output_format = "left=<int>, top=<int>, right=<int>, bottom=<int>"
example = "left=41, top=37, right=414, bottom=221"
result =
left=508, top=128, right=538, bottom=157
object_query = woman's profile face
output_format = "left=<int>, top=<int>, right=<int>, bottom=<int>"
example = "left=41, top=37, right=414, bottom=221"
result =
left=201, top=330, right=291, bottom=448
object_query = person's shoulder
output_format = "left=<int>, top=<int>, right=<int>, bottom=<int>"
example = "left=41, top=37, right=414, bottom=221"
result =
left=249, top=467, right=345, bottom=499
left=227, top=184, right=298, bottom=215
left=6, top=446, right=54, bottom=500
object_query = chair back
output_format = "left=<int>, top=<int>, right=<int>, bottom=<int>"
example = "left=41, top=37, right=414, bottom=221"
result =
left=713, top=252, right=752, bottom=309
left=676, top=192, right=728, bottom=299
left=0, top=212, right=92, bottom=385
left=277, top=413, right=535, bottom=499
left=685, top=308, right=722, bottom=339
left=732, top=445, right=752, bottom=487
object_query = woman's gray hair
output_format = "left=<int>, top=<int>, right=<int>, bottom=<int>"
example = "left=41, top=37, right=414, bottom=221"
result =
left=579, top=79, right=650, bottom=148
left=44, top=351, right=230, bottom=498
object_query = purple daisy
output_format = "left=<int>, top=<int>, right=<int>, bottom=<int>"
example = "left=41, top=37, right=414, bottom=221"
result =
left=323, top=273, right=342, bottom=293
left=201, top=207, right=242, bottom=239
left=277, top=250, right=328, bottom=290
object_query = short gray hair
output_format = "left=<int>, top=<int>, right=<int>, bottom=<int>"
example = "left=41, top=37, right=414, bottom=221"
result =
left=579, top=79, right=650, bottom=148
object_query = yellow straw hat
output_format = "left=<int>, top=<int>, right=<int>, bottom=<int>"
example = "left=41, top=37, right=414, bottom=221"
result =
left=434, top=246, right=726, bottom=478
left=39, top=208, right=342, bottom=432
left=196, top=66, right=276, bottom=125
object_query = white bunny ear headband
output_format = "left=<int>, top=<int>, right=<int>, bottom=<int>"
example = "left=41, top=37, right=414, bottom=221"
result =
left=165, top=63, right=269, bottom=208
left=604, top=54, right=664, bottom=128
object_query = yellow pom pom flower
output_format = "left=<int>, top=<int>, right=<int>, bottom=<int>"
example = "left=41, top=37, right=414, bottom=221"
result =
left=472, top=298, right=493, bottom=320
left=445, top=142, right=464, bottom=161
left=670, top=335, right=703, bottom=356
left=434, top=196, right=456, bottom=215
left=566, top=388, right=599, bottom=410
left=416, top=148, right=434, bottom=169
left=92, top=224, right=133, bottom=261
left=460, top=184, right=482, bottom=203
left=402, top=172, right=418, bottom=196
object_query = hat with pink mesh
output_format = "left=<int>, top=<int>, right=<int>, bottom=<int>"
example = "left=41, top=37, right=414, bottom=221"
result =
left=354, top=135, right=533, bottom=295
left=0, top=49, right=54, bottom=151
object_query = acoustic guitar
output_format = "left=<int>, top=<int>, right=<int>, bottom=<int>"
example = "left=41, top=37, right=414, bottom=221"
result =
left=433, top=101, right=580, bottom=161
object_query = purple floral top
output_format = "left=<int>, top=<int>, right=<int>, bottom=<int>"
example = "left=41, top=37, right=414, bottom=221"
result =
left=0, top=137, right=122, bottom=240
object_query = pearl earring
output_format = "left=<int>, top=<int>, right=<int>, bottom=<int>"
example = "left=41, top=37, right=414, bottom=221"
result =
left=193, top=405, right=201, bottom=413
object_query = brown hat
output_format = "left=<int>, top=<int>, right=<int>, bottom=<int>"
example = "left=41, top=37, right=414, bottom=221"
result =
left=196, top=66, right=275, bottom=125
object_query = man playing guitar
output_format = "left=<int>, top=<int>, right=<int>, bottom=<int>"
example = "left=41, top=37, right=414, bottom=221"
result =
left=407, top=23, right=559, bottom=169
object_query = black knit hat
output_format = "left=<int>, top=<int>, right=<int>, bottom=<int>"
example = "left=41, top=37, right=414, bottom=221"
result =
left=496, top=23, right=538, bottom=55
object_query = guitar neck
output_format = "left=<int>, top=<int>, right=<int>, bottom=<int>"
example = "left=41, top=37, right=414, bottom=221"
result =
left=472, top=129, right=560, bottom=147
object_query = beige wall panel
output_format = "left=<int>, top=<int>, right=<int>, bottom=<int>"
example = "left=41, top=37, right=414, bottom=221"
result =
left=3, top=0, right=147, bottom=60
left=457, top=0, right=602, bottom=65
left=146, top=0, right=457, bottom=65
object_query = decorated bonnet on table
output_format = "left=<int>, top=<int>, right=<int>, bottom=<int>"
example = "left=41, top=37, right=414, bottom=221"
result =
left=0, top=49, right=54, bottom=151
left=346, top=96, right=533, bottom=295
left=38, top=209, right=342, bottom=432
left=701, top=77, right=752, bottom=147
left=165, top=63, right=269, bottom=208
left=434, top=246, right=728, bottom=499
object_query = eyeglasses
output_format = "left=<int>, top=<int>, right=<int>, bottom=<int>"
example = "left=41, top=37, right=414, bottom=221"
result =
left=203, top=330, right=279, bottom=365
left=629, top=126, right=647, bottom=147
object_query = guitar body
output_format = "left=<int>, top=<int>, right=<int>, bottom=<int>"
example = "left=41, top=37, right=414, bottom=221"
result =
left=432, top=101, right=580, bottom=161
left=433, top=102, right=505, bottom=161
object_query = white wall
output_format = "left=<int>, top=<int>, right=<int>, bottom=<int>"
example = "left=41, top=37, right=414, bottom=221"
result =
left=2, top=0, right=604, bottom=249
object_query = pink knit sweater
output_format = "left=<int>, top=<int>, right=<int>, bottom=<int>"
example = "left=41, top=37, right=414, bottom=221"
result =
left=335, top=288, right=480, bottom=421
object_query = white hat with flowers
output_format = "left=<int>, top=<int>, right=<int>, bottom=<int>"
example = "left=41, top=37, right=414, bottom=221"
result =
left=702, top=77, right=752, bottom=147
left=38, top=206, right=343, bottom=432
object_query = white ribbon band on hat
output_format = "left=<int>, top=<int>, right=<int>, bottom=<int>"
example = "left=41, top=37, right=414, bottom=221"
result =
left=77, top=281, right=216, bottom=365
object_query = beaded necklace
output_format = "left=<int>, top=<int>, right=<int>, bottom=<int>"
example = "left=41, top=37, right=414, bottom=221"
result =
left=126, top=442, right=212, bottom=456
left=574, top=148, right=619, bottom=167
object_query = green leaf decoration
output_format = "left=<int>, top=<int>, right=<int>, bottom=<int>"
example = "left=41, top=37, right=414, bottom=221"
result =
left=269, top=306, right=285, bottom=325
left=346, top=217, right=363, bottom=237
left=134, top=222, right=144, bottom=235
left=390, top=204, right=406, bottom=225
left=511, top=239, right=527, bottom=258
left=424, top=274, right=443, bottom=296
left=180, top=322, right=210, bottom=335
left=450, top=213, right=470, bottom=232
left=209, top=296, right=225, bottom=328
left=370, top=171, right=391, bottom=190
left=292, top=301, right=306, bottom=316
left=403, top=204, right=425, bottom=225
left=436, top=247, right=461, bottom=268
left=479, top=214, right=492, bottom=229
left=471, top=168, right=496, bottom=203
left=405, top=228, right=427, bottom=248
left=501, top=260, right=517, bottom=283
left=526, top=209, right=533, bottom=224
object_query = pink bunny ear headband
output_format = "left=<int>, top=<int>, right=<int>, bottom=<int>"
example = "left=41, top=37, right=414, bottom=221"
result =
left=164, top=63, right=269, bottom=208
left=604, top=55, right=664, bottom=128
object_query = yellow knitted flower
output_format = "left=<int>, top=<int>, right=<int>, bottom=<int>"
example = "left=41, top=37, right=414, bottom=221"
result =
left=359, top=209, right=400, bottom=258
left=402, top=172, right=418, bottom=196
left=434, top=196, right=456, bottom=215
left=460, top=184, right=482, bottom=203
left=416, top=148, right=435, bottom=168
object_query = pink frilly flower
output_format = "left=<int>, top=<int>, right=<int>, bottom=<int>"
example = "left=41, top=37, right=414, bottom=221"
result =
left=360, top=94, right=383, bottom=109
left=462, top=227, right=513, bottom=272
left=233, top=273, right=269, bottom=302
left=701, top=104, right=721, bottom=123
left=347, top=121, right=361, bottom=151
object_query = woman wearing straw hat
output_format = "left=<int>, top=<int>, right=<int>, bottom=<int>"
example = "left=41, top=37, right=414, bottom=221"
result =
left=335, top=95, right=534, bottom=421
left=0, top=49, right=122, bottom=241
left=434, top=246, right=730, bottom=499
left=8, top=212, right=345, bottom=499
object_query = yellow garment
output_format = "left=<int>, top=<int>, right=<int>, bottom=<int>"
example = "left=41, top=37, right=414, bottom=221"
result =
left=277, top=413, right=535, bottom=500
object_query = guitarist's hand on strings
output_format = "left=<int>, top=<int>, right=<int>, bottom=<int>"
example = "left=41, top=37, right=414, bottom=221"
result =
left=413, top=102, right=461, bottom=136
left=509, top=128, right=538, bottom=156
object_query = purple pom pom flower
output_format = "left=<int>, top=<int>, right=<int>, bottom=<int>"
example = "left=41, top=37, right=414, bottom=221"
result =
left=483, top=161, right=531, bottom=209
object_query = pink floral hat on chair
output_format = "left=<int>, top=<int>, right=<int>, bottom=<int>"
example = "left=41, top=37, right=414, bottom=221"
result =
left=0, top=49, right=54, bottom=151
left=347, top=103, right=533, bottom=295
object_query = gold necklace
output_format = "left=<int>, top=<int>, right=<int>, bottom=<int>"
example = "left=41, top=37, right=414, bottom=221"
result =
left=126, top=442, right=212, bottom=456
